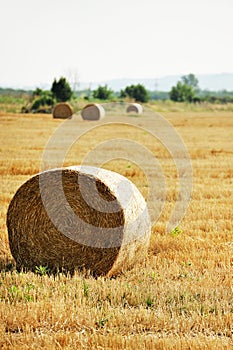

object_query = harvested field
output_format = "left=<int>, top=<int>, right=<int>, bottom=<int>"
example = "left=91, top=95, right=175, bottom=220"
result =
left=0, top=107, right=232, bottom=349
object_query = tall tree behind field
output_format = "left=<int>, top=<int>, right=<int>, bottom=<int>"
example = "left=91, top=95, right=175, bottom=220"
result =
left=120, top=84, right=149, bottom=103
left=51, top=77, right=73, bottom=102
left=169, top=74, right=199, bottom=102
left=181, top=73, right=199, bottom=89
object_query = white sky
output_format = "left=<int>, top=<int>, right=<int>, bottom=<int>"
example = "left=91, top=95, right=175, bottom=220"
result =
left=1, top=0, right=233, bottom=88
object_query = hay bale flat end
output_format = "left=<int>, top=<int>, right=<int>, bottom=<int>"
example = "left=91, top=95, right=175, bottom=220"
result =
left=53, top=103, right=73, bottom=119
left=81, top=103, right=105, bottom=120
left=126, top=103, right=143, bottom=114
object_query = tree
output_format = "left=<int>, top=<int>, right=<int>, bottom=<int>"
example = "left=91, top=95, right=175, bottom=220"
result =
left=51, top=77, right=73, bottom=102
left=32, top=87, right=43, bottom=97
left=169, top=81, right=195, bottom=102
left=93, top=85, right=113, bottom=100
left=119, top=89, right=127, bottom=98
left=31, top=90, right=54, bottom=110
left=121, top=84, right=149, bottom=103
left=181, top=73, right=199, bottom=89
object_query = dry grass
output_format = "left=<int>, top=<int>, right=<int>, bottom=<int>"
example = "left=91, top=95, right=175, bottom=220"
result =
left=0, top=108, right=232, bottom=349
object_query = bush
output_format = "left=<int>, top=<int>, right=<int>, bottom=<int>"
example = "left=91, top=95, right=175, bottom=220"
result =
left=31, top=91, right=54, bottom=110
left=21, top=89, right=55, bottom=113
left=169, top=82, right=195, bottom=102
left=93, top=85, right=113, bottom=100
left=120, top=84, right=149, bottom=103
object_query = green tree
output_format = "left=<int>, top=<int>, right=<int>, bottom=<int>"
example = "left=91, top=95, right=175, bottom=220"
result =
left=51, top=77, right=73, bottom=102
left=119, top=89, right=127, bottom=98
left=169, top=81, right=195, bottom=102
left=21, top=88, right=55, bottom=113
left=93, top=85, right=113, bottom=100
left=121, top=84, right=149, bottom=103
left=32, top=87, right=43, bottom=97
left=181, top=73, right=199, bottom=89
left=31, top=90, right=54, bottom=110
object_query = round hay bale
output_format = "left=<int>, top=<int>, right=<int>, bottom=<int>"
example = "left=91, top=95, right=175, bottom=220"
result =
left=6, top=166, right=151, bottom=277
left=52, top=103, right=73, bottom=119
left=81, top=103, right=105, bottom=120
left=126, top=103, right=143, bottom=114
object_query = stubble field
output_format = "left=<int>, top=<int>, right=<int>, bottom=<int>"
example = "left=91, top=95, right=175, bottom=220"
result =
left=0, top=105, right=232, bottom=349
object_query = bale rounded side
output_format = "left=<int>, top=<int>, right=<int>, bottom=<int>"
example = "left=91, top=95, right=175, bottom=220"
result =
left=53, top=103, right=73, bottom=119
left=126, top=103, right=143, bottom=114
left=6, top=166, right=151, bottom=276
left=81, top=103, right=105, bottom=120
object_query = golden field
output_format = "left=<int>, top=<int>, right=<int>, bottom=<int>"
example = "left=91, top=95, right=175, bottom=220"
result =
left=0, top=105, right=232, bottom=349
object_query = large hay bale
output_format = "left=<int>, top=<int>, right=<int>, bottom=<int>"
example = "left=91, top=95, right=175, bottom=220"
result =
left=53, top=103, right=73, bottom=119
left=81, top=103, right=105, bottom=120
left=126, top=103, right=143, bottom=114
left=6, top=166, right=151, bottom=276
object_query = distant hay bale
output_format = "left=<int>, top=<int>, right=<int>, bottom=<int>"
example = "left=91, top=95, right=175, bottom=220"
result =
left=81, top=103, right=105, bottom=120
left=126, top=103, right=143, bottom=114
left=52, top=103, right=73, bottom=119
left=6, top=166, right=151, bottom=277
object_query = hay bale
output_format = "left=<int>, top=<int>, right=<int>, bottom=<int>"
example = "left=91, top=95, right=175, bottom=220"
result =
left=6, top=166, right=151, bottom=276
left=126, top=103, right=143, bottom=114
left=81, top=103, right=105, bottom=120
left=52, top=103, right=73, bottom=119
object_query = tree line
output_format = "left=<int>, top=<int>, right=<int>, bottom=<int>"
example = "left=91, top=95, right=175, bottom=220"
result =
left=1, top=74, right=233, bottom=113
left=21, top=78, right=151, bottom=113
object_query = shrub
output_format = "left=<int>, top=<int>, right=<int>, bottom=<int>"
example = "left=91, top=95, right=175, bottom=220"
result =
left=93, top=85, right=113, bottom=100
left=31, top=91, right=54, bottom=110
left=169, top=82, right=195, bottom=102
left=120, top=84, right=149, bottom=103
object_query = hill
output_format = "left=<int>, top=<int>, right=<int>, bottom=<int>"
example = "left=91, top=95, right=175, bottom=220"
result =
left=1, top=73, right=233, bottom=93
left=87, top=73, right=233, bottom=92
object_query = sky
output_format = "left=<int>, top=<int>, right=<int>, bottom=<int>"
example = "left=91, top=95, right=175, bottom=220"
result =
left=1, top=0, right=233, bottom=88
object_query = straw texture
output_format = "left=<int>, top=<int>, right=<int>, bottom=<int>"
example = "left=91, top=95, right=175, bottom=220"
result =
left=126, top=103, right=143, bottom=114
left=52, top=103, right=73, bottom=119
left=6, top=166, right=151, bottom=276
left=81, top=103, right=105, bottom=120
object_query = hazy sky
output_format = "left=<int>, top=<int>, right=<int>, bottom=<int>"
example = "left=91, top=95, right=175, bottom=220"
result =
left=1, top=0, right=233, bottom=88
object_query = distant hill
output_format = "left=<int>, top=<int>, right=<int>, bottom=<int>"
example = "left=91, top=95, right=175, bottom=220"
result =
left=1, top=73, right=233, bottom=92
left=83, top=73, right=233, bottom=92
